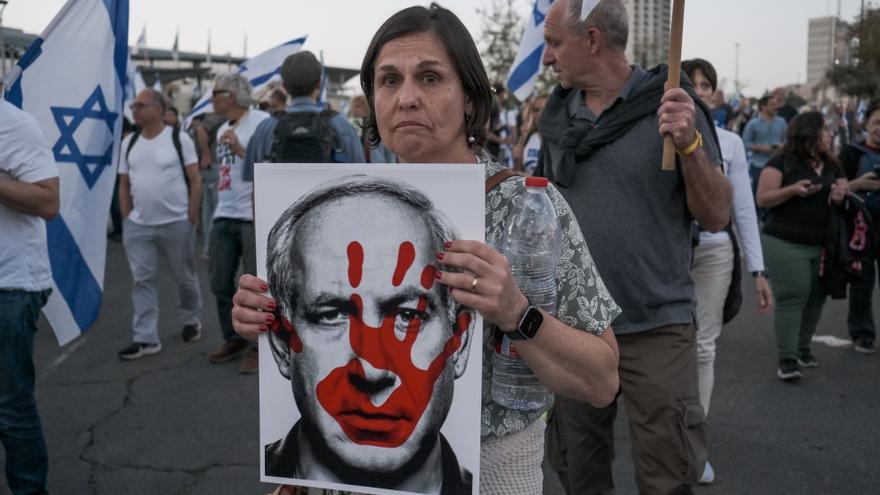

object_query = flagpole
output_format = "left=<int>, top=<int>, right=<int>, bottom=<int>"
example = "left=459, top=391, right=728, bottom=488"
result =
left=661, top=0, right=685, bottom=172
left=206, top=28, right=211, bottom=65
left=142, top=23, right=149, bottom=65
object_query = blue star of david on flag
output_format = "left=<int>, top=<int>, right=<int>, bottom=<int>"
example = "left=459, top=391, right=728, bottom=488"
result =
left=532, top=2, right=546, bottom=25
left=51, top=86, right=118, bottom=189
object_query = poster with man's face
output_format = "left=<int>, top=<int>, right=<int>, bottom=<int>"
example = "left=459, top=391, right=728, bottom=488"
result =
left=255, top=163, right=484, bottom=495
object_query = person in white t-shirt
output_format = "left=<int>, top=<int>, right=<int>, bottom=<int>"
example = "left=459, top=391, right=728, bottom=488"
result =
left=204, top=73, right=271, bottom=374
left=117, top=89, right=203, bottom=360
left=0, top=99, right=59, bottom=495
left=513, top=94, right=547, bottom=175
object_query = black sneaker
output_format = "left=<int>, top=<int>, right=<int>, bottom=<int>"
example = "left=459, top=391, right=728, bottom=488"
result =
left=182, top=322, right=202, bottom=342
left=118, top=342, right=162, bottom=360
left=796, top=352, right=819, bottom=368
left=777, top=359, right=803, bottom=381
left=854, top=337, right=876, bottom=355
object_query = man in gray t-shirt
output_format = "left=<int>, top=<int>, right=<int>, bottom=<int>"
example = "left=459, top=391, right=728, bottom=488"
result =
left=538, top=1, right=732, bottom=493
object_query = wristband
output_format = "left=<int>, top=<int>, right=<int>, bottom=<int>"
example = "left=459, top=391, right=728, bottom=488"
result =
left=677, top=130, right=703, bottom=156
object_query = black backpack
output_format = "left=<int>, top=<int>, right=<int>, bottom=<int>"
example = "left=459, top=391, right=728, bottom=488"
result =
left=126, top=127, right=190, bottom=193
left=269, top=109, right=339, bottom=163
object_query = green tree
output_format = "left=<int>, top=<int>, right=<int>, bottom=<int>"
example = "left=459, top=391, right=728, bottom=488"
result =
left=853, top=6, right=880, bottom=72
left=478, top=0, right=524, bottom=84
left=827, top=6, right=880, bottom=98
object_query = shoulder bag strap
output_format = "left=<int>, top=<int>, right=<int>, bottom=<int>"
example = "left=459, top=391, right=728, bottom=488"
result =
left=485, top=169, right=517, bottom=193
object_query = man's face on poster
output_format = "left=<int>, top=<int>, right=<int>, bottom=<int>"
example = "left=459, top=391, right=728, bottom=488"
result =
left=269, top=194, right=473, bottom=475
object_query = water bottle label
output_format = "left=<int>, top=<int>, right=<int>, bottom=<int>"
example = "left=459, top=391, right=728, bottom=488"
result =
left=494, top=333, right=521, bottom=357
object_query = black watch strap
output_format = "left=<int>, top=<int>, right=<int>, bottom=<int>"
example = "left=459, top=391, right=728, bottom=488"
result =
left=499, top=305, right=543, bottom=341
left=751, top=270, right=769, bottom=278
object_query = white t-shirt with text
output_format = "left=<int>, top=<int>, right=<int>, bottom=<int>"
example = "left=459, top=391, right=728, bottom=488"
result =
left=214, top=109, right=270, bottom=221
left=0, top=100, right=59, bottom=291
left=118, top=126, right=198, bottom=226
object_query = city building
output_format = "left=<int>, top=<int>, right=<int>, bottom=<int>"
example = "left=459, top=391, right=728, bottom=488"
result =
left=806, top=16, right=851, bottom=86
left=625, top=0, right=671, bottom=69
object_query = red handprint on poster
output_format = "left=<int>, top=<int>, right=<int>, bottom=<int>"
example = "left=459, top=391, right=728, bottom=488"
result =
left=272, top=240, right=470, bottom=448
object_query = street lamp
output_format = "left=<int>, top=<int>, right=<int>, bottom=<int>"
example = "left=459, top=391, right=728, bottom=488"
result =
left=0, top=0, right=9, bottom=80
left=734, top=42, right=740, bottom=96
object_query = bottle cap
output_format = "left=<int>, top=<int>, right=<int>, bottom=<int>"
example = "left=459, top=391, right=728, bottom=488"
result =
left=525, top=177, right=549, bottom=188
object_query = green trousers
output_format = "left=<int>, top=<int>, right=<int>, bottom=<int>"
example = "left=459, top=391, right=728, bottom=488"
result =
left=762, top=234, right=827, bottom=361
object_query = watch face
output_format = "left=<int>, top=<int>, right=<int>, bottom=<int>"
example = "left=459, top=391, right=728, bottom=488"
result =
left=519, top=306, right=543, bottom=339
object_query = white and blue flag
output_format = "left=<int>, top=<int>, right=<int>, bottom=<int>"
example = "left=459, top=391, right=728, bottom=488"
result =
left=122, top=50, right=147, bottom=123
left=506, top=0, right=554, bottom=102
left=185, top=36, right=306, bottom=126
left=2, top=0, right=128, bottom=346
left=318, top=50, right=327, bottom=106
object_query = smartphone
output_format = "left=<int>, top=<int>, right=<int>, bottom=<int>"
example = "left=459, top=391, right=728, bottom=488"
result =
left=873, top=165, right=880, bottom=179
left=809, top=177, right=823, bottom=191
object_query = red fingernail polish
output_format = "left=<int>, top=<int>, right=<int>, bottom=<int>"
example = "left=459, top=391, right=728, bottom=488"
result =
left=444, top=241, right=452, bottom=249
left=266, top=314, right=275, bottom=324
left=436, top=252, right=445, bottom=260
left=267, top=301, right=277, bottom=311
left=259, top=325, right=268, bottom=333
left=435, top=271, right=443, bottom=279
left=260, top=284, right=269, bottom=292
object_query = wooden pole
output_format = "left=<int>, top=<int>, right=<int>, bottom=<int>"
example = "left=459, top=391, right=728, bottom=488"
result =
left=662, top=0, right=686, bottom=171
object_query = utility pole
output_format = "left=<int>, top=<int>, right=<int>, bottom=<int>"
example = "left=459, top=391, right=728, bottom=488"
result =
left=734, top=42, right=740, bottom=96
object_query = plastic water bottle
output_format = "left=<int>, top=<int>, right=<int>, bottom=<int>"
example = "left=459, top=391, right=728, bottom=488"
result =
left=491, top=177, right=561, bottom=411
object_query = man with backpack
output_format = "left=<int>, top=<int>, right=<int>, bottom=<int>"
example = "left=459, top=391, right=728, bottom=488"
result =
left=840, top=99, right=880, bottom=354
left=204, top=74, right=271, bottom=374
left=242, top=50, right=364, bottom=175
left=117, top=88, right=203, bottom=360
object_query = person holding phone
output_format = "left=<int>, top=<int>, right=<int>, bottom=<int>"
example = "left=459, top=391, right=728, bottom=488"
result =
left=756, top=112, right=849, bottom=381
left=839, top=99, right=880, bottom=354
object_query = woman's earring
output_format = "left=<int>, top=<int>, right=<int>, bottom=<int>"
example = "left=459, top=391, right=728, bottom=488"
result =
left=467, top=133, right=476, bottom=144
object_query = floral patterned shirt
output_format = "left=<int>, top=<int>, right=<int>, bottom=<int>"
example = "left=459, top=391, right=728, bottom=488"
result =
left=480, top=156, right=620, bottom=439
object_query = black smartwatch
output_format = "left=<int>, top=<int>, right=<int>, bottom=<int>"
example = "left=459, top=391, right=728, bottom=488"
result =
left=751, top=270, right=769, bottom=279
left=501, top=303, right=544, bottom=341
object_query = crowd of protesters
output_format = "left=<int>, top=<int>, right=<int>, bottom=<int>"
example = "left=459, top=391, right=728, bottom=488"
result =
left=5, top=0, right=880, bottom=494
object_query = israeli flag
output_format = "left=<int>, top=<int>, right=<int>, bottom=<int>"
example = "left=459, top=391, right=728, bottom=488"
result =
left=506, top=0, right=554, bottom=102
left=185, top=36, right=306, bottom=126
left=2, top=0, right=128, bottom=346
left=122, top=50, right=146, bottom=123
left=318, top=50, right=327, bottom=106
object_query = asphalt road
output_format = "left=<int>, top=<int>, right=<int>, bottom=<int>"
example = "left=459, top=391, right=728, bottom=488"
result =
left=6, top=235, right=880, bottom=495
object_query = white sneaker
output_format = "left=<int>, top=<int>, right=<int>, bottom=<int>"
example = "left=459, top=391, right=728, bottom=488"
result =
left=699, top=460, right=715, bottom=485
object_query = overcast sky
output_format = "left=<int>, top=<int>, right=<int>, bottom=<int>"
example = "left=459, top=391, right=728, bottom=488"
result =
left=3, top=0, right=872, bottom=96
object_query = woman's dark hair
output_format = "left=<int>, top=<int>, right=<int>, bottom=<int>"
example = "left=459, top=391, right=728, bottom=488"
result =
left=782, top=111, right=839, bottom=172
left=681, top=58, right=717, bottom=92
left=360, top=3, right=492, bottom=150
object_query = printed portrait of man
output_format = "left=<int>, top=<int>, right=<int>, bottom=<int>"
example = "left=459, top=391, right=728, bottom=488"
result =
left=263, top=175, right=475, bottom=494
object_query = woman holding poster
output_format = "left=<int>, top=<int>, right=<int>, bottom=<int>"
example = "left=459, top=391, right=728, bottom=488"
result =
left=233, top=4, right=620, bottom=494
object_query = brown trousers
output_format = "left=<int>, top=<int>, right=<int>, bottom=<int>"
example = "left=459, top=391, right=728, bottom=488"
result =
left=547, top=324, right=707, bottom=495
